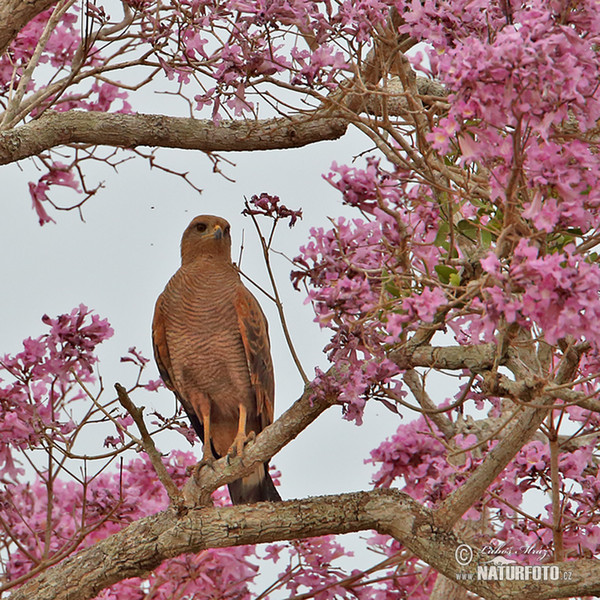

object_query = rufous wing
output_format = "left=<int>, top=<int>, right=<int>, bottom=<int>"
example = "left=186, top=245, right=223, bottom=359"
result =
left=152, top=293, right=205, bottom=441
left=234, top=284, right=275, bottom=429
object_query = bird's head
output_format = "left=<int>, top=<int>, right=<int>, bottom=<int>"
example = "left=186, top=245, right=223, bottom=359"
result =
left=180, top=215, right=232, bottom=264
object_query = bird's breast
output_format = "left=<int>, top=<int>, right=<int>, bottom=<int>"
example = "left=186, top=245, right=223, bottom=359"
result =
left=159, top=263, right=251, bottom=402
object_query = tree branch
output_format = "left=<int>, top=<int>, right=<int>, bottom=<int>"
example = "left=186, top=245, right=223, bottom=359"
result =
left=390, top=342, right=500, bottom=371
left=114, top=383, right=182, bottom=505
left=434, top=396, right=554, bottom=529
left=4, top=348, right=598, bottom=600
left=0, top=111, right=349, bottom=165
left=0, top=0, right=56, bottom=55
left=183, top=380, right=336, bottom=505
left=186, top=343, right=511, bottom=507
left=434, top=340, right=586, bottom=529
left=9, top=487, right=600, bottom=600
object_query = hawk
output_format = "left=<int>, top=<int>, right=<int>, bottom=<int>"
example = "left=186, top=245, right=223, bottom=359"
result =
left=152, top=215, right=281, bottom=504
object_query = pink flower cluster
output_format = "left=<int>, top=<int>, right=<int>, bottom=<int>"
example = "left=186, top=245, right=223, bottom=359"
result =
left=120, top=0, right=395, bottom=121
left=3, top=6, right=132, bottom=224
left=3, top=451, right=259, bottom=599
left=0, top=306, right=113, bottom=480
left=293, top=160, right=446, bottom=422
left=2, top=7, right=131, bottom=114
left=481, top=240, right=600, bottom=345
left=369, top=417, right=600, bottom=561
left=242, top=192, right=303, bottom=227
left=28, top=163, right=81, bottom=225
left=266, top=536, right=352, bottom=598
left=419, top=0, right=600, bottom=230
left=369, top=417, right=467, bottom=504
left=0, top=309, right=270, bottom=598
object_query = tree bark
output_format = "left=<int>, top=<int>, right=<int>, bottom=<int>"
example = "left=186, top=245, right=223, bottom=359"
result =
left=9, top=488, right=600, bottom=600
left=0, top=111, right=349, bottom=164
left=7, top=341, right=600, bottom=600
left=0, top=0, right=56, bottom=55
left=390, top=342, right=500, bottom=371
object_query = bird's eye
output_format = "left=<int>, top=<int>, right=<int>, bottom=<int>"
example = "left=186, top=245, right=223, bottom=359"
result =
left=196, top=223, right=207, bottom=233
left=224, top=226, right=230, bottom=236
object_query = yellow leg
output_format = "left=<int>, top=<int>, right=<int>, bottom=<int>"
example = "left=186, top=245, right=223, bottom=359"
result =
left=227, top=403, right=248, bottom=458
left=236, top=404, right=247, bottom=456
left=201, top=411, right=213, bottom=463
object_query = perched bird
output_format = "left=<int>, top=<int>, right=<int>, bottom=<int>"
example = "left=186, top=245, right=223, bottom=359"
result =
left=152, top=215, right=281, bottom=504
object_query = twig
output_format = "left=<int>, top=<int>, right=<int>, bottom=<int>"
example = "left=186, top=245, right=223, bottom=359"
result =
left=243, top=202, right=309, bottom=384
left=72, top=372, right=143, bottom=446
left=402, top=369, right=456, bottom=439
left=114, top=383, right=182, bottom=505
left=283, top=550, right=407, bottom=600
left=434, top=396, right=552, bottom=530
left=547, top=414, right=564, bottom=562
left=1, top=0, right=77, bottom=128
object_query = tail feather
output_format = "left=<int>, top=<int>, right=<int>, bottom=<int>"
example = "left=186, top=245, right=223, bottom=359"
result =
left=228, top=463, right=281, bottom=504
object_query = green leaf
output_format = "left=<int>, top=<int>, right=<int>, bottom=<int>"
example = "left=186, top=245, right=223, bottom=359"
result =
left=382, top=268, right=401, bottom=297
left=435, top=264, right=458, bottom=284
left=457, top=219, right=478, bottom=241
left=449, top=272, right=462, bottom=286
left=481, top=229, right=493, bottom=248
left=434, top=222, right=450, bottom=249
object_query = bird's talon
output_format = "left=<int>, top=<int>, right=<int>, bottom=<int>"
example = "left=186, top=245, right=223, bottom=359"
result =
left=197, top=454, right=216, bottom=472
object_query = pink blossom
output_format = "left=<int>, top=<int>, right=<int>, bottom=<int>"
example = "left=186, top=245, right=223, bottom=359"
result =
left=243, top=192, right=302, bottom=226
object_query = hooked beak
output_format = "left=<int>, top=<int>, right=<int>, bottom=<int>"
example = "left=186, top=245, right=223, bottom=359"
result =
left=213, top=225, right=223, bottom=240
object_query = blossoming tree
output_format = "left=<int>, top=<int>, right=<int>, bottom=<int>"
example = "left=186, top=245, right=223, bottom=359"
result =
left=2, top=0, right=600, bottom=598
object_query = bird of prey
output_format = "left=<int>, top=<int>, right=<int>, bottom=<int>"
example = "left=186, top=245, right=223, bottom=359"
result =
left=152, top=215, right=281, bottom=504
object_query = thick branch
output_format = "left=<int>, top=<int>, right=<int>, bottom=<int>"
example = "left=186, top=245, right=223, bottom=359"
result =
left=434, top=397, right=554, bottom=529
left=434, top=342, right=585, bottom=529
left=5, top=350, right=598, bottom=600
left=6, top=491, right=390, bottom=600
left=366, top=76, right=448, bottom=116
left=0, top=111, right=349, bottom=165
left=10, top=488, right=600, bottom=600
left=0, top=0, right=56, bottom=55
left=390, top=342, right=499, bottom=371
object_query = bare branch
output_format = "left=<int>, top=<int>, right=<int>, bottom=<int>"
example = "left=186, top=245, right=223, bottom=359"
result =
left=9, top=486, right=600, bottom=600
left=0, top=111, right=349, bottom=165
left=115, top=383, right=182, bottom=506
left=1, top=0, right=76, bottom=128
left=390, top=342, right=500, bottom=371
left=403, top=369, right=455, bottom=439
left=434, top=342, right=587, bottom=529
left=183, top=379, right=335, bottom=505
left=433, top=395, right=553, bottom=530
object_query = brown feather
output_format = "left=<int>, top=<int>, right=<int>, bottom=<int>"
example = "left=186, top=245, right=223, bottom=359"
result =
left=234, top=284, right=275, bottom=429
left=152, top=295, right=205, bottom=441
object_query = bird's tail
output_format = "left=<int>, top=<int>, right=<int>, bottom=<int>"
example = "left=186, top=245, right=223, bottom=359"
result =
left=228, top=462, right=281, bottom=504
